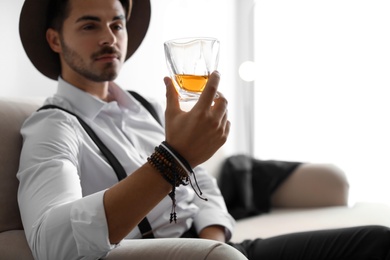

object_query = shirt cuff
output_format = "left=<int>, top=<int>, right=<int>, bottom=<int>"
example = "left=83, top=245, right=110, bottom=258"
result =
left=70, top=190, right=116, bottom=257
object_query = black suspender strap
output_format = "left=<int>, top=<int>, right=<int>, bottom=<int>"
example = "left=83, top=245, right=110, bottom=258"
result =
left=38, top=91, right=161, bottom=239
left=128, top=90, right=162, bottom=126
left=41, top=105, right=129, bottom=181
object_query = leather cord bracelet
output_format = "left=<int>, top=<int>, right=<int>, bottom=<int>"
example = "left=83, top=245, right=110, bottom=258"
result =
left=161, top=141, right=207, bottom=201
left=147, top=142, right=207, bottom=223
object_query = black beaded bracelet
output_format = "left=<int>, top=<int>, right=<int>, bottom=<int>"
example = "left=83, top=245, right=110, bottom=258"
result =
left=147, top=142, right=208, bottom=223
left=147, top=151, right=187, bottom=187
left=155, top=145, right=188, bottom=182
left=147, top=144, right=188, bottom=223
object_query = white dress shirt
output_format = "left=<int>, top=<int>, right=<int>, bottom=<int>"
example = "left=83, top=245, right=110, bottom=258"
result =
left=17, top=78, right=235, bottom=260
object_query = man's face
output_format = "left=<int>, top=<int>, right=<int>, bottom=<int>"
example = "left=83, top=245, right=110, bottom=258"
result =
left=58, top=0, right=128, bottom=82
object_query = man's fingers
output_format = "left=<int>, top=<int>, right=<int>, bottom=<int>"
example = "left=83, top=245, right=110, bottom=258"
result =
left=164, top=77, right=180, bottom=113
left=195, top=71, right=220, bottom=110
left=211, top=90, right=228, bottom=119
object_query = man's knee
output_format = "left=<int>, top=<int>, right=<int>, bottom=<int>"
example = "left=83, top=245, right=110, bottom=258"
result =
left=313, top=163, right=349, bottom=204
left=272, top=163, right=350, bottom=207
left=206, top=242, right=248, bottom=260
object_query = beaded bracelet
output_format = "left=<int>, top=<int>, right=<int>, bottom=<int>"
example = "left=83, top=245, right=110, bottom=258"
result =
left=161, top=141, right=193, bottom=175
left=159, top=142, right=208, bottom=201
left=148, top=148, right=187, bottom=187
left=147, top=142, right=208, bottom=223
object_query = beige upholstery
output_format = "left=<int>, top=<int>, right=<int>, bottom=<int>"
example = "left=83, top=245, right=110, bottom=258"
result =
left=0, top=98, right=40, bottom=260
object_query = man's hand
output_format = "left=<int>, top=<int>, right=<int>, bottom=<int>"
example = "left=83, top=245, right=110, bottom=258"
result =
left=164, top=71, right=230, bottom=168
left=199, top=225, right=227, bottom=242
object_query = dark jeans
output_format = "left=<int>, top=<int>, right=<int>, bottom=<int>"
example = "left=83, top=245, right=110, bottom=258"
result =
left=228, top=225, right=390, bottom=260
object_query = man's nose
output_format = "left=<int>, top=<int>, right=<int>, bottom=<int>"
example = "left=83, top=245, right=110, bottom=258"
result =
left=100, top=27, right=117, bottom=46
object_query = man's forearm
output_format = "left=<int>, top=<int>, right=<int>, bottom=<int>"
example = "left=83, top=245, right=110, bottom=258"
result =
left=103, top=163, right=172, bottom=244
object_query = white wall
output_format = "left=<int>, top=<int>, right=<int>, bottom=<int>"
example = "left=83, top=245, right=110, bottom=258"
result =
left=0, top=0, right=57, bottom=97
left=253, top=0, right=390, bottom=205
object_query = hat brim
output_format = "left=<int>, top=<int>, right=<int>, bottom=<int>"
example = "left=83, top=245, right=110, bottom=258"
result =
left=19, top=0, right=151, bottom=80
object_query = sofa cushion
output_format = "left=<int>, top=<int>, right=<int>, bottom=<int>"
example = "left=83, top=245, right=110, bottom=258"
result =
left=0, top=230, right=34, bottom=260
left=0, top=98, right=41, bottom=233
left=231, top=202, right=390, bottom=242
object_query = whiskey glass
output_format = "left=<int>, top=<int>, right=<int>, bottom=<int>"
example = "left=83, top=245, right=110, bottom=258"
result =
left=164, top=37, right=220, bottom=101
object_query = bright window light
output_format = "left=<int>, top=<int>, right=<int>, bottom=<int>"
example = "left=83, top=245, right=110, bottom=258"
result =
left=253, top=0, right=390, bottom=205
left=239, top=61, right=257, bottom=82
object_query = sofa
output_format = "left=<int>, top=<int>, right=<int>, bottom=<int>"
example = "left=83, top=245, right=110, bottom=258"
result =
left=201, top=146, right=390, bottom=242
left=1, top=97, right=390, bottom=259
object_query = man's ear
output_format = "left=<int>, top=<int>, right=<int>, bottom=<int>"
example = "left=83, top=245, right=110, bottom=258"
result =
left=46, top=28, right=62, bottom=54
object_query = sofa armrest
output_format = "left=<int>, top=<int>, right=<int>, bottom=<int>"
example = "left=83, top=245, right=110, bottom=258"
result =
left=0, top=230, right=34, bottom=260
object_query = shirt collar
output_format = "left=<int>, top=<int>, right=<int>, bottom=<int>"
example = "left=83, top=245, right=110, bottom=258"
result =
left=56, top=77, right=140, bottom=120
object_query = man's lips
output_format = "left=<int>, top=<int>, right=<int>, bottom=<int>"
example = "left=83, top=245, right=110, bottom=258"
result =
left=95, top=54, right=119, bottom=62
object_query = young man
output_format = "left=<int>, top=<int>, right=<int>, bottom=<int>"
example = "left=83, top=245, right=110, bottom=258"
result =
left=18, top=0, right=390, bottom=259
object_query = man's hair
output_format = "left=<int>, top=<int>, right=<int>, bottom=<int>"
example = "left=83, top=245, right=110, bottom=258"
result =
left=46, top=0, right=130, bottom=32
left=47, top=0, right=70, bottom=32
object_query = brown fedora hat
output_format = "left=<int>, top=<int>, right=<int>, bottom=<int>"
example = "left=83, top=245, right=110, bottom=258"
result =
left=19, top=0, right=151, bottom=80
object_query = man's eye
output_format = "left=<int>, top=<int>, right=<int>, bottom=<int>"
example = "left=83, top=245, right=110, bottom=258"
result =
left=83, top=24, right=95, bottom=30
left=113, top=24, right=123, bottom=30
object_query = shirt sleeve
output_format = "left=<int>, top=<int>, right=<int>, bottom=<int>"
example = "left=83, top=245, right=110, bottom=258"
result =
left=17, top=110, right=115, bottom=260
left=190, top=166, right=236, bottom=241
